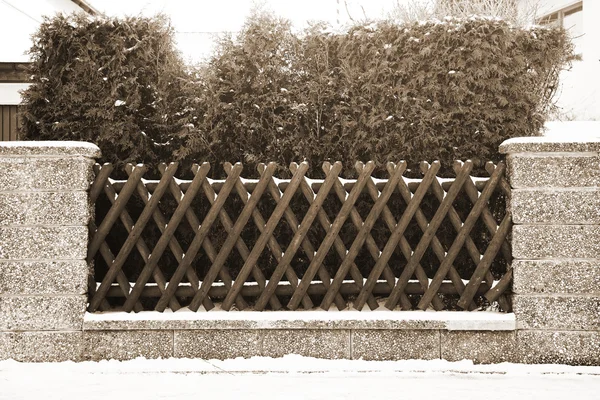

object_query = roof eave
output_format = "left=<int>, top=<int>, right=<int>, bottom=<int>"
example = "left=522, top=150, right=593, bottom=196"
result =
left=69, top=0, right=100, bottom=16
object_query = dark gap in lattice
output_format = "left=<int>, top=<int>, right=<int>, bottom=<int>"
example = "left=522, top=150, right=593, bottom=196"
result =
left=455, top=246, right=477, bottom=279
left=323, top=192, right=343, bottom=225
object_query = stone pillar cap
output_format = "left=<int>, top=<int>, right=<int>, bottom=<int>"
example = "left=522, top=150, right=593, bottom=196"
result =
left=500, top=136, right=600, bottom=154
left=0, top=141, right=101, bottom=158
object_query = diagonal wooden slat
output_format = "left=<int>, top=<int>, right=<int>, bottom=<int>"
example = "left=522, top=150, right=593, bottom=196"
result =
left=384, top=161, right=473, bottom=310
left=288, top=161, right=375, bottom=310
left=323, top=161, right=408, bottom=310
left=91, top=164, right=158, bottom=312
left=222, top=162, right=310, bottom=310
left=255, top=163, right=346, bottom=311
left=485, top=266, right=512, bottom=303
left=104, top=163, right=182, bottom=312
left=454, top=163, right=508, bottom=307
left=355, top=161, right=441, bottom=310
left=379, top=162, right=445, bottom=311
left=90, top=163, right=168, bottom=312
left=321, top=161, right=406, bottom=310
left=125, top=163, right=213, bottom=311
left=220, top=162, right=308, bottom=311
left=290, top=162, right=379, bottom=310
left=157, top=163, right=247, bottom=311
left=417, top=162, right=506, bottom=310
left=87, top=164, right=147, bottom=263
left=87, top=163, right=114, bottom=311
left=464, top=163, right=511, bottom=262
left=484, top=162, right=512, bottom=312
left=195, top=165, right=281, bottom=311
left=154, top=163, right=241, bottom=311
left=457, top=211, right=512, bottom=309
left=253, top=162, right=343, bottom=311
left=191, top=163, right=283, bottom=311
left=421, top=162, right=480, bottom=310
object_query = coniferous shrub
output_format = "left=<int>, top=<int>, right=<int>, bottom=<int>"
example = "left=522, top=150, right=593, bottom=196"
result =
left=179, top=13, right=574, bottom=177
left=20, top=13, right=192, bottom=168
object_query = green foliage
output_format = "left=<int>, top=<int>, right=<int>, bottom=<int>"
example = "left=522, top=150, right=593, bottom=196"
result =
left=180, top=13, right=573, bottom=176
left=20, top=13, right=191, bottom=167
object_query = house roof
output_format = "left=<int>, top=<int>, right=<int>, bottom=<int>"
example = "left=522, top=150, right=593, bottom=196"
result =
left=69, top=0, right=99, bottom=15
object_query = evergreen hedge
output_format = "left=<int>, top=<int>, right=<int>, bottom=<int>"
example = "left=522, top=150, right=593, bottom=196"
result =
left=180, top=14, right=573, bottom=176
left=21, top=13, right=573, bottom=177
left=20, top=13, right=191, bottom=167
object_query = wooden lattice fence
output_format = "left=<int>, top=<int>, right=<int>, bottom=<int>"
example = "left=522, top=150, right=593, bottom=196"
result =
left=88, top=160, right=512, bottom=313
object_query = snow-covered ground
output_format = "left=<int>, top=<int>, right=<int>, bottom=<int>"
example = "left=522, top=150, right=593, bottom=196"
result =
left=2, top=356, right=600, bottom=400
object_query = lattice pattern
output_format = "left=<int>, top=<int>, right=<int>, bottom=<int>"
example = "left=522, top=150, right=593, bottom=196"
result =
left=88, top=161, right=512, bottom=312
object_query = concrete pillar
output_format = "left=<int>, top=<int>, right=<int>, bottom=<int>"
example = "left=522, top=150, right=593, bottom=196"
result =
left=0, top=141, right=100, bottom=361
left=501, top=136, right=600, bottom=365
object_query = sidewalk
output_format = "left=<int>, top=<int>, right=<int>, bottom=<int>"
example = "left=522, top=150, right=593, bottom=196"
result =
left=2, top=356, right=600, bottom=400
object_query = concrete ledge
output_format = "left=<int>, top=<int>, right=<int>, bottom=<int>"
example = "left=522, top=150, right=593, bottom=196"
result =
left=83, top=331, right=173, bottom=361
left=511, top=189, right=600, bottom=224
left=0, top=260, right=87, bottom=295
left=513, top=295, right=600, bottom=330
left=517, top=330, right=600, bottom=366
left=0, top=226, right=88, bottom=260
left=83, top=311, right=516, bottom=331
left=0, top=192, right=90, bottom=225
left=513, top=225, right=600, bottom=259
left=352, top=329, right=439, bottom=360
left=441, top=331, right=517, bottom=364
left=500, top=136, right=600, bottom=154
left=505, top=154, right=600, bottom=188
left=0, top=141, right=101, bottom=158
left=0, top=295, right=86, bottom=330
left=174, top=329, right=261, bottom=360
left=513, top=260, right=600, bottom=294
left=264, top=329, right=350, bottom=359
left=0, top=331, right=84, bottom=362
left=0, top=157, right=94, bottom=191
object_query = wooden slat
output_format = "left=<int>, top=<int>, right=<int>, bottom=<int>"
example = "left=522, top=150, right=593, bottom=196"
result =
left=458, top=212, right=512, bottom=309
left=256, top=163, right=346, bottom=310
left=150, top=162, right=229, bottom=312
left=226, top=162, right=313, bottom=310
left=379, top=162, right=446, bottom=311
left=115, top=177, right=494, bottom=195
left=106, top=281, right=492, bottom=298
left=417, top=162, right=506, bottom=310
left=191, top=163, right=281, bottom=311
left=288, top=161, right=375, bottom=310
left=385, top=161, right=473, bottom=310
left=93, top=163, right=179, bottom=312
left=125, top=163, right=212, bottom=311
left=289, top=162, right=379, bottom=311
left=87, top=165, right=148, bottom=262
left=220, top=162, right=306, bottom=311
left=356, top=161, right=442, bottom=310
left=321, top=161, right=406, bottom=310
left=91, top=163, right=179, bottom=312
left=88, top=164, right=149, bottom=311
left=194, top=164, right=281, bottom=311
left=157, top=162, right=247, bottom=311
left=253, top=162, right=343, bottom=311
left=422, top=161, right=481, bottom=310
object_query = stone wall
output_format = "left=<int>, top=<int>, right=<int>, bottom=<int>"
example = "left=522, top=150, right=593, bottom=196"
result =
left=0, top=142, right=99, bottom=361
left=0, top=139, right=599, bottom=365
left=500, top=136, right=600, bottom=365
